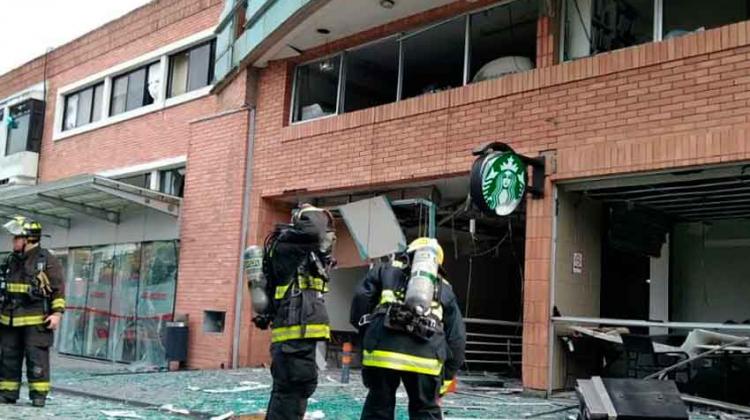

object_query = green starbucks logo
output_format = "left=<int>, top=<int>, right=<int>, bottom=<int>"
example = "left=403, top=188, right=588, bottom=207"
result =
left=479, top=152, right=526, bottom=216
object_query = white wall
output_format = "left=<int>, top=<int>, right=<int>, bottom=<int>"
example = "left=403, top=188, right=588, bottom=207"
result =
left=565, top=0, right=592, bottom=59
left=649, top=238, right=670, bottom=335
left=552, top=189, right=602, bottom=390
left=1, top=207, right=179, bottom=252
left=554, top=190, right=602, bottom=318
left=672, top=220, right=750, bottom=324
left=326, top=266, right=368, bottom=332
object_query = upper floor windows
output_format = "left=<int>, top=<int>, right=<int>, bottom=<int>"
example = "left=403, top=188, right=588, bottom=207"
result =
left=55, top=31, right=216, bottom=140
left=291, top=0, right=540, bottom=123
left=168, top=41, right=215, bottom=98
left=4, top=99, right=44, bottom=156
left=563, top=0, right=750, bottom=60
left=64, top=83, right=104, bottom=131
left=111, top=62, right=162, bottom=116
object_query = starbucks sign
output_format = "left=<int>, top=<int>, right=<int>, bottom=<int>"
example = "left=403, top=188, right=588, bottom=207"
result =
left=470, top=151, right=527, bottom=216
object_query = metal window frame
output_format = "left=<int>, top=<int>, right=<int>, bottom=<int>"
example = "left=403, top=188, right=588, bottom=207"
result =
left=289, top=0, right=523, bottom=120
left=561, top=0, right=666, bottom=62
left=289, top=53, right=344, bottom=124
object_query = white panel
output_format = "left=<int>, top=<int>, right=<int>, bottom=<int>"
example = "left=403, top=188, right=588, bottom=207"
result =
left=325, top=266, right=368, bottom=332
left=42, top=208, right=179, bottom=250
left=649, top=236, right=669, bottom=335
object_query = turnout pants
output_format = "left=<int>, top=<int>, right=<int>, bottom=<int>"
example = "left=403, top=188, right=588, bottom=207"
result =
left=0, top=324, right=53, bottom=401
left=266, top=340, right=319, bottom=420
left=361, top=367, right=442, bottom=420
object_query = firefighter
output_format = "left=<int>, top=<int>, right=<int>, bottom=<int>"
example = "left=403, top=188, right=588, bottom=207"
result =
left=0, top=217, right=65, bottom=407
left=351, top=238, right=466, bottom=420
left=259, top=204, right=336, bottom=420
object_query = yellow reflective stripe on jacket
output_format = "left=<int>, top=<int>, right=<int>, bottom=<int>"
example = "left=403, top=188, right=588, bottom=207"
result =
left=0, top=314, right=46, bottom=327
left=298, top=276, right=328, bottom=292
left=362, top=350, right=443, bottom=376
left=275, top=284, right=291, bottom=299
left=6, top=283, right=30, bottom=293
left=51, top=298, right=66, bottom=310
left=29, top=382, right=50, bottom=392
left=0, top=381, right=20, bottom=391
left=271, top=324, right=330, bottom=343
left=380, top=289, right=398, bottom=305
left=275, top=276, right=327, bottom=299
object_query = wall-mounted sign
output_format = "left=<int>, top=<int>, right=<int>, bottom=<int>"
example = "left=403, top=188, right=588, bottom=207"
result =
left=573, top=252, right=583, bottom=274
left=471, top=151, right=527, bottom=216
left=470, top=142, right=545, bottom=217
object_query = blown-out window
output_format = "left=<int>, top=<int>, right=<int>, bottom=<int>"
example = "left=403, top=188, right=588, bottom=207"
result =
left=563, top=0, right=747, bottom=60
left=63, top=83, right=104, bottom=131
left=110, top=62, right=161, bottom=116
left=290, top=0, right=540, bottom=123
left=168, top=41, right=216, bottom=98
left=292, top=56, right=342, bottom=122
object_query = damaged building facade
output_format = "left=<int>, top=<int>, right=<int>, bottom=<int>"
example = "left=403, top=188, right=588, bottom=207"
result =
left=2, top=0, right=750, bottom=397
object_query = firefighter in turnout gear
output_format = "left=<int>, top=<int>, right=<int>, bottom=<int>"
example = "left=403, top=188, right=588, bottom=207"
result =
left=0, top=217, right=65, bottom=407
left=351, top=238, right=466, bottom=420
left=259, top=204, right=336, bottom=420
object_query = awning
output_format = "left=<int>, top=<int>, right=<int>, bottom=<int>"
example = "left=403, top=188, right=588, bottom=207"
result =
left=0, top=174, right=182, bottom=228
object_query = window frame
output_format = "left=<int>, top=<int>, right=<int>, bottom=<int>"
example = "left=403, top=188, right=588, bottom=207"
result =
left=288, top=0, right=532, bottom=124
left=560, top=0, right=665, bottom=62
left=62, top=82, right=105, bottom=131
left=167, top=40, right=217, bottom=99
left=53, top=28, right=217, bottom=142
left=109, top=62, right=160, bottom=117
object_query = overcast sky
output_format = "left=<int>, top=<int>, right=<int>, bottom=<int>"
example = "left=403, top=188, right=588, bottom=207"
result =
left=0, top=1, right=152, bottom=75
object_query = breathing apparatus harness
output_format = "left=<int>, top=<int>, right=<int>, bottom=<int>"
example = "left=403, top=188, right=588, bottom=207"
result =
left=360, top=250, right=445, bottom=342
left=250, top=221, right=335, bottom=330
left=0, top=250, right=53, bottom=314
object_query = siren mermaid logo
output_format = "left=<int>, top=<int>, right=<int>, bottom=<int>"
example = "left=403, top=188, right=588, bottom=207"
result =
left=481, top=152, right=526, bottom=216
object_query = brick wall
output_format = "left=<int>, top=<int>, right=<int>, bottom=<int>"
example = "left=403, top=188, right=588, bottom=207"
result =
left=180, top=108, right=250, bottom=368
left=0, top=0, right=256, bottom=370
left=250, top=17, right=750, bottom=389
left=0, top=0, right=227, bottom=182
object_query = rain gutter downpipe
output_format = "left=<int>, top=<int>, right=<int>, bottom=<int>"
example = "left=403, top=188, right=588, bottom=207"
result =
left=232, top=106, right=256, bottom=368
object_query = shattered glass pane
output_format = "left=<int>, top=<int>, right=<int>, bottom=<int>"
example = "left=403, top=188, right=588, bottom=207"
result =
left=338, top=196, right=407, bottom=260
left=136, top=241, right=179, bottom=367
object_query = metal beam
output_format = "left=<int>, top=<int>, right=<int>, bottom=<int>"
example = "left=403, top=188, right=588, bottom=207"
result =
left=37, top=194, right=120, bottom=224
left=651, top=197, right=750, bottom=210
left=0, top=204, right=71, bottom=229
left=640, top=191, right=750, bottom=204
left=585, top=178, right=750, bottom=198
left=593, top=184, right=750, bottom=202
left=91, top=183, right=180, bottom=217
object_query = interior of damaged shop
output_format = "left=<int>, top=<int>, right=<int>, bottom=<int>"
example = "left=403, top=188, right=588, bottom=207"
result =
left=285, top=174, right=528, bottom=379
left=552, top=163, right=750, bottom=408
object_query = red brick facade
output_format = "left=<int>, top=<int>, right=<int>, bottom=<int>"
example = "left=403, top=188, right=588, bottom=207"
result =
left=5, top=0, right=750, bottom=389
left=248, top=14, right=750, bottom=389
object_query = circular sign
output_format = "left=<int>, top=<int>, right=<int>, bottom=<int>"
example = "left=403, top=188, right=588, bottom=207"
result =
left=470, top=151, right=527, bottom=216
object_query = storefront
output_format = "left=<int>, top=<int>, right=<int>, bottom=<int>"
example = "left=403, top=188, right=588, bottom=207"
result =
left=550, top=163, right=750, bottom=402
left=0, top=175, right=182, bottom=367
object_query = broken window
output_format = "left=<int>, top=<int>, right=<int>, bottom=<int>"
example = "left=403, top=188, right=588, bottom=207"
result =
left=401, top=17, right=466, bottom=99
left=663, top=0, right=749, bottom=39
left=63, top=83, right=104, bottom=131
left=292, top=55, right=342, bottom=122
left=343, top=38, right=399, bottom=113
left=168, top=41, right=215, bottom=98
left=110, top=62, right=160, bottom=116
left=565, top=0, right=654, bottom=60
left=159, top=167, right=186, bottom=197
left=57, top=241, right=178, bottom=367
left=5, top=99, right=44, bottom=155
left=469, top=0, right=538, bottom=83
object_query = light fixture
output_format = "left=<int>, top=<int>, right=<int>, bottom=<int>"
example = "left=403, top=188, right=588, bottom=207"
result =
left=380, top=0, right=395, bottom=9
left=318, top=60, right=335, bottom=72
